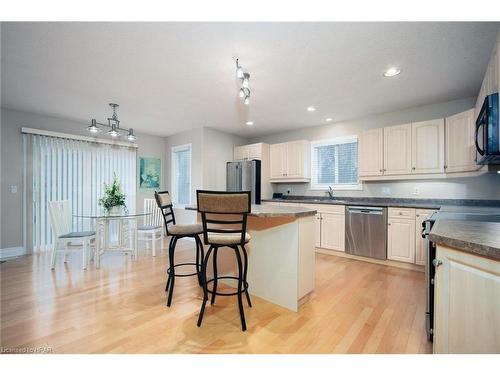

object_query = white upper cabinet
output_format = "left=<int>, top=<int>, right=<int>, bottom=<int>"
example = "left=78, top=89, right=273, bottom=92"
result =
left=270, top=143, right=287, bottom=179
left=234, top=145, right=249, bottom=161
left=358, top=128, right=384, bottom=177
left=286, top=140, right=306, bottom=178
left=270, top=140, right=310, bottom=182
left=359, top=109, right=482, bottom=181
left=445, top=109, right=478, bottom=173
left=411, top=119, right=445, bottom=174
left=383, top=123, right=412, bottom=175
left=247, top=143, right=263, bottom=160
left=234, top=143, right=266, bottom=161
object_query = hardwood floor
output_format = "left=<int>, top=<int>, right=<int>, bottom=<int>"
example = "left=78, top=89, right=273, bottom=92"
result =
left=0, top=239, right=432, bottom=354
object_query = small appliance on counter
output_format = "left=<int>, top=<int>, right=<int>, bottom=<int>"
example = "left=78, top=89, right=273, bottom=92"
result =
left=475, top=92, right=499, bottom=165
left=226, top=160, right=261, bottom=204
left=272, top=193, right=284, bottom=199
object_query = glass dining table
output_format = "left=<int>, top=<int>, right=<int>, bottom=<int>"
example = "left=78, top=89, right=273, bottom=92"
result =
left=74, top=212, right=151, bottom=268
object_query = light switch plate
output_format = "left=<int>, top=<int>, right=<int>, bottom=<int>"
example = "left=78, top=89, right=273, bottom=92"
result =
left=382, top=187, right=391, bottom=195
left=413, top=187, right=420, bottom=195
left=9, top=185, right=18, bottom=194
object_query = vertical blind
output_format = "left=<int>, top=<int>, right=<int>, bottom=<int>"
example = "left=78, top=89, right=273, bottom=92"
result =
left=311, top=136, right=359, bottom=189
left=24, top=133, right=137, bottom=252
left=171, top=144, right=191, bottom=205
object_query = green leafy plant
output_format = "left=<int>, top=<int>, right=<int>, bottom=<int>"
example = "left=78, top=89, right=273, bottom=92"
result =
left=98, top=174, right=127, bottom=212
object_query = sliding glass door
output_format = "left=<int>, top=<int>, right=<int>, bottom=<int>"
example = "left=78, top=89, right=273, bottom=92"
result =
left=24, top=133, right=137, bottom=252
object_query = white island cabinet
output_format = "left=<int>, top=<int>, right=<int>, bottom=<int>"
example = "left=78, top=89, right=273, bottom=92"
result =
left=434, top=245, right=500, bottom=353
left=186, top=204, right=317, bottom=312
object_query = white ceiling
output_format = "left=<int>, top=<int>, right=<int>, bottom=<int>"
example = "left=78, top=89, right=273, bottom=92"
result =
left=1, top=22, right=499, bottom=137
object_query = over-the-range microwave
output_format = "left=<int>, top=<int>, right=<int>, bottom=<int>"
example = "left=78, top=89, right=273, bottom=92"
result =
left=475, top=92, right=500, bottom=165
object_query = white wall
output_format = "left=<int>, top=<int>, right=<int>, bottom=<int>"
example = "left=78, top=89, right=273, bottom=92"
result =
left=248, top=97, right=500, bottom=200
left=0, top=108, right=166, bottom=249
left=202, top=127, right=247, bottom=191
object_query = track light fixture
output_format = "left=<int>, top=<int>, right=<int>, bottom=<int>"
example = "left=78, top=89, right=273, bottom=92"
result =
left=88, top=103, right=136, bottom=142
left=235, top=58, right=251, bottom=105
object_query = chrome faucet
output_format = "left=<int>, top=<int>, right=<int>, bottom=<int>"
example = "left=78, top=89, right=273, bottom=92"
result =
left=327, top=186, right=334, bottom=199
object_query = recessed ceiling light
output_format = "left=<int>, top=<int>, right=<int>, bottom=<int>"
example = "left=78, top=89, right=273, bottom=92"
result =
left=245, top=121, right=254, bottom=126
left=307, top=106, right=316, bottom=112
left=325, top=118, right=333, bottom=122
left=383, top=67, right=401, bottom=77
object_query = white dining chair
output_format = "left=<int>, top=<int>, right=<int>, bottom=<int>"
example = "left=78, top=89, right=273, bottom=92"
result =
left=137, top=198, right=164, bottom=256
left=48, top=200, right=95, bottom=270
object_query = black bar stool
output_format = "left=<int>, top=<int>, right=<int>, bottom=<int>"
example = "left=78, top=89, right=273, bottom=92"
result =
left=196, top=190, right=252, bottom=331
left=154, top=191, right=204, bottom=307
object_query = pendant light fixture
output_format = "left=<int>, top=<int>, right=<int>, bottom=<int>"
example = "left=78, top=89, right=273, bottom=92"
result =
left=127, top=128, right=136, bottom=142
left=87, top=119, right=101, bottom=133
left=89, top=103, right=136, bottom=142
left=235, top=58, right=251, bottom=105
left=108, top=123, right=120, bottom=138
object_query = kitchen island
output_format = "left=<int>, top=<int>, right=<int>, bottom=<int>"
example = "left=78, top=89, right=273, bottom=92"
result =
left=184, top=204, right=317, bottom=311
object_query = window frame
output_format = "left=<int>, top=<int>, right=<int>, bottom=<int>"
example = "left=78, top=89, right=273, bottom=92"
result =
left=310, top=135, right=362, bottom=191
left=171, top=143, right=192, bottom=207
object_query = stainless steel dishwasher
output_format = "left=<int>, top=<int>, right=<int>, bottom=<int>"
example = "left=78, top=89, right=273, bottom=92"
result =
left=345, top=206, right=387, bottom=260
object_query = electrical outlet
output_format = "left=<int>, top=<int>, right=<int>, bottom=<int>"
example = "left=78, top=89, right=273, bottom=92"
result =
left=413, top=187, right=420, bottom=195
left=382, top=187, right=391, bottom=195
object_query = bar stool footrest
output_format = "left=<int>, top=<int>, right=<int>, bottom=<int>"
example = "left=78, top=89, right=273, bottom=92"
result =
left=167, top=262, right=200, bottom=277
left=205, top=277, right=250, bottom=296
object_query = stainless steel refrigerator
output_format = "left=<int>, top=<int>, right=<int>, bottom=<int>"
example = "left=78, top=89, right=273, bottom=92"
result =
left=226, top=160, right=261, bottom=204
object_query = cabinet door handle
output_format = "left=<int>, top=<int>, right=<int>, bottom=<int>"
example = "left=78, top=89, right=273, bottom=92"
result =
left=379, top=169, right=383, bottom=172
left=432, top=259, right=443, bottom=267
left=412, top=167, right=416, bottom=170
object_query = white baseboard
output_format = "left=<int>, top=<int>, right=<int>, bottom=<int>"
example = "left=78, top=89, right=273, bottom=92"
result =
left=0, top=246, right=26, bottom=260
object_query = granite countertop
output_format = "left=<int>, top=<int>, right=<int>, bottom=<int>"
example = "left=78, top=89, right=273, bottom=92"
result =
left=427, top=205, right=500, bottom=261
left=262, top=196, right=500, bottom=209
left=265, top=196, right=500, bottom=261
left=184, top=204, right=316, bottom=218
left=429, top=219, right=500, bottom=261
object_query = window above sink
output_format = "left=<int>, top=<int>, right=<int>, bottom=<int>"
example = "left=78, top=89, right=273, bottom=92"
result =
left=310, top=136, right=362, bottom=191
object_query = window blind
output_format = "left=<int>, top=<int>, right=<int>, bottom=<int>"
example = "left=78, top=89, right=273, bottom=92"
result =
left=24, top=133, right=137, bottom=252
left=311, top=136, right=359, bottom=189
left=171, top=144, right=191, bottom=205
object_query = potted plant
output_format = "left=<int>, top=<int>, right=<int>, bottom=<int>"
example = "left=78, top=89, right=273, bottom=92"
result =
left=98, top=174, right=127, bottom=215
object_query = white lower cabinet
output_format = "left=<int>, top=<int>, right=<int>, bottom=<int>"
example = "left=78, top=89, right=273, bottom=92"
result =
left=415, top=209, right=436, bottom=266
left=320, top=212, right=345, bottom=251
left=434, top=245, right=500, bottom=353
left=387, top=208, right=416, bottom=263
left=274, top=202, right=434, bottom=266
left=314, top=213, right=322, bottom=248
left=301, top=204, right=345, bottom=252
